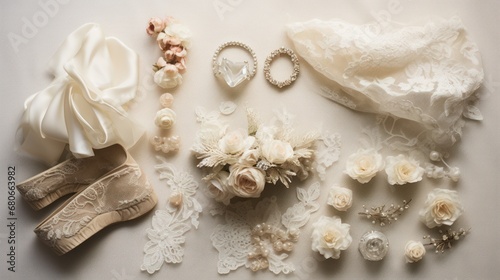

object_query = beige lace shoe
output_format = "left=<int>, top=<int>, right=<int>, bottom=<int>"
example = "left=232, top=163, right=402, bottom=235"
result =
left=17, top=144, right=129, bottom=210
left=33, top=153, right=157, bottom=255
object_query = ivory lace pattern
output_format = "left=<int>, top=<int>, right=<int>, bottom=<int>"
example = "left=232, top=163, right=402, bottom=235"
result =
left=35, top=164, right=151, bottom=245
left=141, top=157, right=202, bottom=274
left=210, top=182, right=320, bottom=274
left=287, top=17, right=484, bottom=149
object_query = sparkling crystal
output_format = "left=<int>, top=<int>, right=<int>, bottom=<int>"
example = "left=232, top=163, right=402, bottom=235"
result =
left=218, top=58, right=250, bottom=87
left=358, top=231, right=389, bottom=261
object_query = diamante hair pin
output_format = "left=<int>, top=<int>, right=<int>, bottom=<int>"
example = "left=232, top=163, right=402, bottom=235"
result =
left=359, top=199, right=411, bottom=226
left=423, top=227, right=470, bottom=253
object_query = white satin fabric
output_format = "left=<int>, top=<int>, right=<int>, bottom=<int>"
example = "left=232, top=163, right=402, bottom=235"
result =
left=287, top=17, right=484, bottom=147
left=19, top=23, right=144, bottom=165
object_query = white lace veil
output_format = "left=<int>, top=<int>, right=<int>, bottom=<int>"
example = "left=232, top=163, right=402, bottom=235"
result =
left=287, top=17, right=484, bottom=148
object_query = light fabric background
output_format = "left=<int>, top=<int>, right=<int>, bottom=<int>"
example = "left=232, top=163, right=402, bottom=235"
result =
left=1, top=1, right=499, bottom=279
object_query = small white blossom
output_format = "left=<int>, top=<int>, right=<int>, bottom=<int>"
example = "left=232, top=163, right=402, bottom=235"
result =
left=327, top=186, right=353, bottom=211
left=218, top=129, right=254, bottom=155
left=260, top=139, right=294, bottom=164
left=344, top=149, right=384, bottom=184
left=154, top=65, right=183, bottom=89
left=206, top=171, right=234, bottom=205
left=311, top=216, right=352, bottom=259
left=404, top=240, right=426, bottom=263
left=154, top=108, right=176, bottom=129
left=385, top=154, right=424, bottom=185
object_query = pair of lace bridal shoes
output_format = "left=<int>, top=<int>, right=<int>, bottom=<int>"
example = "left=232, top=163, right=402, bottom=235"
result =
left=17, top=145, right=158, bottom=255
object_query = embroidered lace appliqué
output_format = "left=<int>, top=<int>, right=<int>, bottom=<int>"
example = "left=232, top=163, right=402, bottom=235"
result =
left=141, top=157, right=202, bottom=274
left=315, top=132, right=341, bottom=181
left=210, top=182, right=320, bottom=274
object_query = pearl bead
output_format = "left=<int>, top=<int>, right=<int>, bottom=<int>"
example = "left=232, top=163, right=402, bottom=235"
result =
left=448, top=167, right=461, bottom=182
left=254, top=224, right=262, bottom=232
left=273, top=241, right=283, bottom=251
left=430, top=151, right=441, bottom=161
left=168, top=192, right=183, bottom=207
left=262, top=249, right=269, bottom=257
left=283, top=242, right=293, bottom=252
left=159, top=93, right=174, bottom=108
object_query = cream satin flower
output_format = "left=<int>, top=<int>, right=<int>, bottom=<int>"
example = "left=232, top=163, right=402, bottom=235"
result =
left=419, top=188, right=464, bottom=228
left=154, top=108, right=176, bottom=130
left=227, top=165, right=266, bottom=198
left=261, top=139, right=294, bottom=164
left=311, top=216, right=352, bottom=259
left=218, top=129, right=255, bottom=155
left=154, top=64, right=183, bottom=89
left=327, top=186, right=353, bottom=211
left=344, top=149, right=384, bottom=184
left=206, top=171, right=234, bottom=205
left=164, top=23, right=192, bottom=49
left=385, top=154, right=424, bottom=185
left=404, top=240, right=426, bottom=263
left=238, top=149, right=260, bottom=166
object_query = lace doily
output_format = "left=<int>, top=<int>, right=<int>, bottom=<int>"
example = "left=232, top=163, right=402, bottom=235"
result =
left=210, top=182, right=320, bottom=274
left=141, top=157, right=202, bottom=274
left=288, top=17, right=484, bottom=149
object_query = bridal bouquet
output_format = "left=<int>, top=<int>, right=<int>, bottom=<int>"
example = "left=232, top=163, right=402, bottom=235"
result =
left=192, top=108, right=319, bottom=204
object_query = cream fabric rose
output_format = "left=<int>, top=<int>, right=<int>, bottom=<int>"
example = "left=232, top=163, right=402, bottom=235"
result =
left=206, top=171, right=234, bottom=205
left=327, top=186, right=353, bottom=211
left=154, top=108, right=176, bottom=129
left=344, top=149, right=384, bottom=184
left=311, top=216, right=352, bottom=259
left=238, top=149, right=260, bottom=166
left=419, top=188, right=464, bottom=228
left=385, top=154, right=424, bottom=185
left=154, top=64, right=183, bottom=88
left=261, top=139, right=294, bottom=164
left=227, top=165, right=266, bottom=198
left=218, top=129, right=255, bottom=155
left=404, top=240, right=426, bottom=263
left=164, top=23, right=192, bottom=48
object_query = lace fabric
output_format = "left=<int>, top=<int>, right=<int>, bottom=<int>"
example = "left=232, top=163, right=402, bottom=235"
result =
left=141, top=157, right=202, bottom=274
left=35, top=164, right=153, bottom=246
left=210, top=182, right=320, bottom=274
left=287, top=17, right=484, bottom=148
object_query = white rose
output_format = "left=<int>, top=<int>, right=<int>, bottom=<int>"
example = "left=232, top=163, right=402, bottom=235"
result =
left=404, top=240, right=426, bottom=263
left=227, top=165, right=266, bottom=198
left=164, top=23, right=192, bottom=49
left=154, top=64, right=183, bottom=88
left=218, top=129, right=254, bottom=155
left=385, top=154, right=424, bottom=185
left=311, top=216, right=352, bottom=259
left=327, top=186, right=353, bottom=211
left=238, top=149, right=260, bottom=166
left=154, top=108, right=176, bottom=129
left=419, top=188, right=464, bottom=228
left=206, top=171, right=234, bottom=205
left=344, top=149, right=384, bottom=184
left=261, top=139, right=294, bottom=164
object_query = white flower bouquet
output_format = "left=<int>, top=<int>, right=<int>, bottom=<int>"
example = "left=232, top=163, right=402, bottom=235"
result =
left=192, top=108, right=319, bottom=204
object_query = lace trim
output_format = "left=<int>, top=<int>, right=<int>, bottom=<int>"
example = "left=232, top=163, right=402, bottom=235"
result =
left=210, top=182, right=320, bottom=274
left=315, top=132, right=341, bottom=181
left=36, top=165, right=148, bottom=244
left=319, top=86, right=356, bottom=110
left=141, top=157, right=202, bottom=274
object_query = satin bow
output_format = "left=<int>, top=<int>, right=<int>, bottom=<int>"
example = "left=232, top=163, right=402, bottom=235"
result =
left=19, top=23, right=144, bottom=165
